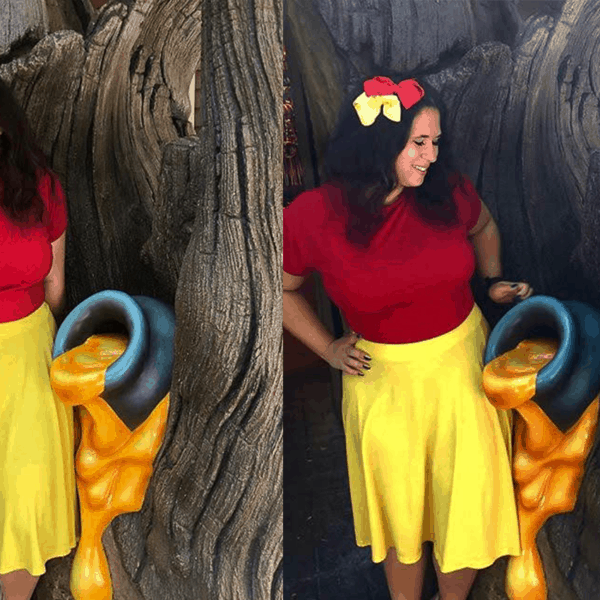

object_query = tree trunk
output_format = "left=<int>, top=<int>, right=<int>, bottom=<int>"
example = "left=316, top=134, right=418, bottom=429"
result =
left=136, top=0, right=283, bottom=597
left=0, top=1, right=282, bottom=599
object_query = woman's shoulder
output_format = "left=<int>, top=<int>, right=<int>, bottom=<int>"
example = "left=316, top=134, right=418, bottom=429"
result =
left=448, top=172, right=476, bottom=195
left=447, top=171, right=480, bottom=207
left=36, top=168, right=67, bottom=238
left=36, top=168, right=66, bottom=209
left=36, top=167, right=61, bottom=194
left=285, top=183, right=344, bottom=223
left=284, top=185, right=344, bottom=276
left=286, top=183, right=342, bottom=207
left=448, top=172, right=481, bottom=229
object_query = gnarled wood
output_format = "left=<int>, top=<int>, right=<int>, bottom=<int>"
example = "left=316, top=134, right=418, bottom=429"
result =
left=154, top=0, right=283, bottom=595
left=0, top=0, right=48, bottom=55
left=473, top=0, right=521, bottom=46
left=45, top=0, right=96, bottom=33
left=313, top=0, right=476, bottom=74
left=578, top=151, right=600, bottom=298
left=285, top=0, right=347, bottom=171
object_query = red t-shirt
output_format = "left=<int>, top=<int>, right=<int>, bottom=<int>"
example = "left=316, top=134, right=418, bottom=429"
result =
left=284, top=177, right=482, bottom=343
left=0, top=171, right=68, bottom=322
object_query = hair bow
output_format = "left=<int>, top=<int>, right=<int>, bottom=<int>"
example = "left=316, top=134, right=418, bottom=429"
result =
left=353, top=77, right=425, bottom=126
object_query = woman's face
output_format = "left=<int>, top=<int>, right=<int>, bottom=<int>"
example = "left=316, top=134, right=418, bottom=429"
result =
left=394, top=107, right=441, bottom=190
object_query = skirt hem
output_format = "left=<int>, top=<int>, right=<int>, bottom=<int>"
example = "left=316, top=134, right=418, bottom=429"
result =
left=0, top=539, right=77, bottom=577
left=359, top=539, right=521, bottom=573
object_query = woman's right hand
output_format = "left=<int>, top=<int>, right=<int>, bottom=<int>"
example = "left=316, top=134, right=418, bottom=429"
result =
left=323, top=332, right=372, bottom=376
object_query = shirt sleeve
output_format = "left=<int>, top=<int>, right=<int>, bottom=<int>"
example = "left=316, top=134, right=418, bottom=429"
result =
left=454, top=174, right=482, bottom=232
left=283, top=190, right=320, bottom=277
left=39, top=171, right=68, bottom=242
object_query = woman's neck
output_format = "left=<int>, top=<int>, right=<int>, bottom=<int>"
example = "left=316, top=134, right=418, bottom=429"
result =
left=383, top=186, right=404, bottom=206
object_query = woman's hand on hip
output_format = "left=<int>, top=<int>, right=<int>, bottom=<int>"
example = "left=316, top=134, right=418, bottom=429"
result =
left=489, top=281, right=533, bottom=304
left=323, top=332, right=372, bottom=376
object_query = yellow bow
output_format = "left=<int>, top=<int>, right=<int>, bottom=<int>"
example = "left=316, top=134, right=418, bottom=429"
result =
left=353, top=92, right=401, bottom=126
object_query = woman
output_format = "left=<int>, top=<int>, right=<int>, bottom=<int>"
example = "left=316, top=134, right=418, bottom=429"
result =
left=283, top=76, right=532, bottom=600
left=0, top=81, right=76, bottom=600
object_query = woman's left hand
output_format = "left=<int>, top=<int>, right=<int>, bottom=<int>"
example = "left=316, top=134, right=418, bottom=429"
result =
left=488, top=281, right=533, bottom=304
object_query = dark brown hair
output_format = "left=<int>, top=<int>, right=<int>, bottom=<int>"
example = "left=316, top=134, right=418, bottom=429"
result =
left=0, top=79, right=50, bottom=224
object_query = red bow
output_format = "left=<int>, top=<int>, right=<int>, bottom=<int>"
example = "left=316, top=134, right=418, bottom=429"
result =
left=363, top=77, right=424, bottom=110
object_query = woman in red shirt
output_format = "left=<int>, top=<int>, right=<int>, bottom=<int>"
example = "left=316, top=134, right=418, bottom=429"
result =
left=283, top=77, right=532, bottom=600
left=0, top=81, right=76, bottom=600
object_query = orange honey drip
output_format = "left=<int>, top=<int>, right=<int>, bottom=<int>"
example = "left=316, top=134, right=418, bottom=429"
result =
left=51, top=334, right=169, bottom=600
left=483, top=339, right=599, bottom=600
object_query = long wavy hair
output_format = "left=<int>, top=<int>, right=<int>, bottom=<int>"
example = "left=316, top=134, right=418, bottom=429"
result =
left=0, top=79, right=49, bottom=224
left=324, top=77, right=460, bottom=246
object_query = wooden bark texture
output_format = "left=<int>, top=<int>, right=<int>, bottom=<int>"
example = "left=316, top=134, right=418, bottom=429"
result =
left=430, top=0, right=600, bottom=301
left=0, top=0, right=203, bottom=305
left=132, top=0, right=283, bottom=597
left=0, top=0, right=48, bottom=55
left=312, top=0, right=475, bottom=74
left=307, top=0, right=525, bottom=78
left=285, top=0, right=348, bottom=172
left=523, top=0, right=600, bottom=301
left=520, top=0, right=567, bottom=18
left=0, top=0, right=282, bottom=599
left=473, top=0, right=521, bottom=46
left=45, top=0, right=96, bottom=35
left=579, top=152, right=600, bottom=292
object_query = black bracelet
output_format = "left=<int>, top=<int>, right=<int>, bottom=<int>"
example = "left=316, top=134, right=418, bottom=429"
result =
left=484, top=276, right=505, bottom=293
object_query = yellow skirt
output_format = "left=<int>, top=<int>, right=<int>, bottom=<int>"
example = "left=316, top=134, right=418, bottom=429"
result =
left=342, top=304, right=521, bottom=573
left=0, top=303, right=76, bottom=576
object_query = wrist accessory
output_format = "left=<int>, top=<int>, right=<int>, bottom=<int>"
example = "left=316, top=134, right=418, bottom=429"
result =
left=353, top=77, right=425, bottom=126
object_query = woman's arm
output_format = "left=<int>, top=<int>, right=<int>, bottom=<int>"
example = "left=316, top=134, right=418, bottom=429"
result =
left=469, top=201, right=532, bottom=303
left=283, top=270, right=370, bottom=375
left=44, top=231, right=66, bottom=317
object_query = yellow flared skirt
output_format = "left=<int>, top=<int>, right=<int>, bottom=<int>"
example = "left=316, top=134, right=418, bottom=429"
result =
left=342, top=304, right=521, bottom=573
left=0, top=303, right=76, bottom=576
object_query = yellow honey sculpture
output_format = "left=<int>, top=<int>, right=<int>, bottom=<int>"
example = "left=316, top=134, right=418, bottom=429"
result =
left=51, top=334, right=169, bottom=600
left=483, top=339, right=599, bottom=600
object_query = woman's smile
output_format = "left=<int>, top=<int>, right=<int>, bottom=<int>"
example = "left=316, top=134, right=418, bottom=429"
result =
left=394, top=107, right=441, bottom=191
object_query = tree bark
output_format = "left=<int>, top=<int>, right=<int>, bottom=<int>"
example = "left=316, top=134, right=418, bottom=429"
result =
left=310, top=0, right=477, bottom=75
left=285, top=0, right=348, bottom=173
left=0, top=0, right=48, bottom=55
left=0, top=1, right=282, bottom=599
left=45, top=0, right=95, bottom=33
left=520, top=0, right=600, bottom=296
left=135, top=0, right=283, bottom=597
